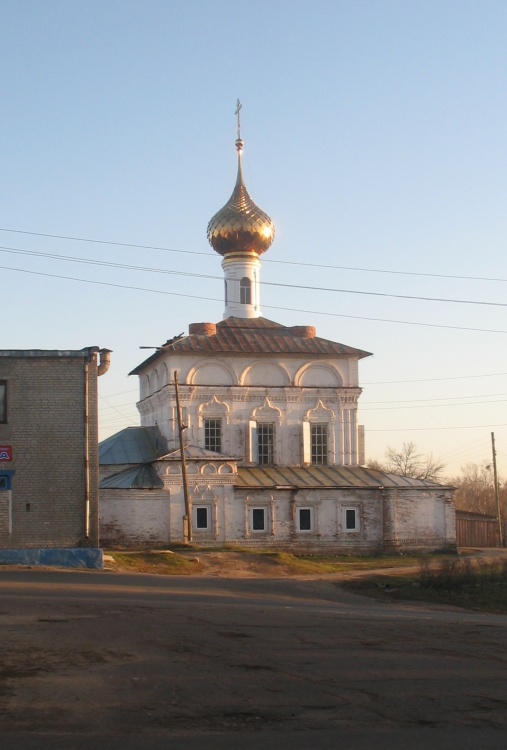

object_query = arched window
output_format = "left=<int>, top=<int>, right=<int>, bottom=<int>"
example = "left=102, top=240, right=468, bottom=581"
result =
left=224, top=279, right=228, bottom=306
left=240, top=277, right=251, bottom=305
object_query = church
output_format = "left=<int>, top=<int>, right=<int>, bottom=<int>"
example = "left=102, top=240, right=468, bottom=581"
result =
left=99, top=111, right=455, bottom=553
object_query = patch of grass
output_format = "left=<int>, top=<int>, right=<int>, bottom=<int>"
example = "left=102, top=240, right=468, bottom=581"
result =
left=262, top=551, right=444, bottom=574
left=107, top=551, right=202, bottom=575
left=345, top=558, right=507, bottom=613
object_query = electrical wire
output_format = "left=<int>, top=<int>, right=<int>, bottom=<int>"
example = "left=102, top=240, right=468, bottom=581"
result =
left=2, top=264, right=507, bottom=334
left=1, top=225, right=506, bottom=283
left=1, top=244, right=506, bottom=308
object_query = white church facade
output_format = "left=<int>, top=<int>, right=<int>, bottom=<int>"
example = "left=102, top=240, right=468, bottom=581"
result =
left=99, top=112, right=456, bottom=553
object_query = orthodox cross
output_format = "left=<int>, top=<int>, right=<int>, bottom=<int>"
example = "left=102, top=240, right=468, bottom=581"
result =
left=235, top=99, right=242, bottom=139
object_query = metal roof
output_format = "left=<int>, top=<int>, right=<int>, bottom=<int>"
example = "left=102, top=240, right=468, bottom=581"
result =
left=235, top=465, right=452, bottom=490
left=100, top=464, right=164, bottom=490
left=99, top=426, right=168, bottom=465
left=130, top=317, right=372, bottom=374
left=162, top=445, right=238, bottom=461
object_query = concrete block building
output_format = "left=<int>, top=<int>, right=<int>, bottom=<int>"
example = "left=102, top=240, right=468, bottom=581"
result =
left=0, top=347, right=110, bottom=565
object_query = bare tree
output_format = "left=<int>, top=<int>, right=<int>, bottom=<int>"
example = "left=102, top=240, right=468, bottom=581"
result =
left=368, top=442, right=445, bottom=481
left=449, top=461, right=506, bottom=517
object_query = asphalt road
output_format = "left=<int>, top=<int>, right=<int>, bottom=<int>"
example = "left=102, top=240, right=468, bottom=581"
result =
left=1, top=568, right=506, bottom=749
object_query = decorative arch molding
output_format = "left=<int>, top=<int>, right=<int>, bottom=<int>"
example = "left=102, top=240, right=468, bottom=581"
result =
left=240, top=360, right=291, bottom=387
left=198, top=395, right=229, bottom=419
left=159, top=362, right=169, bottom=389
left=302, top=400, right=337, bottom=467
left=304, top=399, right=336, bottom=423
left=192, top=483, right=216, bottom=500
left=201, top=463, right=217, bottom=475
left=218, top=462, right=234, bottom=474
left=140, top=374, right=151, bottom=399
left=166, top=463, right=182, bottom=475
left=295, top=361, right=343, bottom=387
left=251, top=397, right=282, bottom=422
left=197, top=395, right=230, bottom=456
left=248, top=398, right=283, bottom=466
left=191, top=483, right=219, bottom=536
left=244, top=492, right=275, bottom=537
left=152, top=368, right=161, bottom=392
left=188, top=359, right=237, bottom=386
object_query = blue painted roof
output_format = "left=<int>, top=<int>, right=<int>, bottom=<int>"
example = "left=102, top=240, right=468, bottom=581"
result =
left=100, top=464, right=164, bottom=490
left=99, top=426, right=168, bottom=464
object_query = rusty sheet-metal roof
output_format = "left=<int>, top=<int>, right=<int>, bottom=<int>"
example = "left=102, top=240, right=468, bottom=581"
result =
left=100, top=464, right=164, bottom=490
left=99, top=426, right=168, bottom=465
left=130, top=317, right=372, bottom=374
left=235, top=465, right=451, bottom=490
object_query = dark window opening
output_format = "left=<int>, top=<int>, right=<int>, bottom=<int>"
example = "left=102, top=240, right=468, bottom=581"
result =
left=196, top=507, right=208, bottom=529
left=298, top=508, right=312, bottom=531
left=346, top=509, right=357, bottom=530
left=252, top=508, right=266, bottom=531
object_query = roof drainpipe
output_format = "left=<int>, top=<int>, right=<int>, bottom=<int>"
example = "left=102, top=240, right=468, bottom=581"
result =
left=84, top=361, right=90, bottom=541
left=85, top=348, right=111, bottom=543
left=98, top=348, right=112, bottom=376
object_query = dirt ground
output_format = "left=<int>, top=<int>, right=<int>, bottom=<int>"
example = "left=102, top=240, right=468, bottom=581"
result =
left=1, top=552, right=506, bottom=749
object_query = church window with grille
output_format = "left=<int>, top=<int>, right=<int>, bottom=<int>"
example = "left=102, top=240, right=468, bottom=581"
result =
left=257, top=423, right=274, bottom=465
left=204, top=419, right=222, bottom=453
left=311, top=423, right=328, bottom=465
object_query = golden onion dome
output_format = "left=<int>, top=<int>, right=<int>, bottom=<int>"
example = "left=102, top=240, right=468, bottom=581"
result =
left=207, top=137, right=275, bottom=256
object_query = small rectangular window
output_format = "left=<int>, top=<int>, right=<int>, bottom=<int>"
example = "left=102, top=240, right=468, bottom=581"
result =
left=298, top=507, right=313, bottom=532
left=345, top=508, right=359, bottom=531
left=204, top=419, right=222, bottom=453
left=0, top=476, right=8, bottom=490
left=311, top=423, right=328, bottom=466
left=0, top=381, right=6, bottom=424
left=251, top=508, right=266, bottom=532
left=257, top=423, right=274, bottom=465
left=240, top=277, right=251, bottom=305
left=194, top=506, right=210, bottom=530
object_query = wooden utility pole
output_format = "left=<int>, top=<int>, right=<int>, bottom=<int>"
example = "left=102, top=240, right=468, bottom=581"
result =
left=491, top=432, right=503, bottom=547
left=174, top=371, right=192, bottom=543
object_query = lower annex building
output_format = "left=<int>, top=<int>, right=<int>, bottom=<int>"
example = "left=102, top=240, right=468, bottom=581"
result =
left=99, top=113, right=456, bottom=553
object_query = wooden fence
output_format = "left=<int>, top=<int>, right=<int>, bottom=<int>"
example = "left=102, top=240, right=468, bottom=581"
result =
left=456, top=517, right=500, bottom=548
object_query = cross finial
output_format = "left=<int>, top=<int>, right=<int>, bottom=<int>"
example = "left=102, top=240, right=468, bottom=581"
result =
left=235, top=99, right=242, bottom=139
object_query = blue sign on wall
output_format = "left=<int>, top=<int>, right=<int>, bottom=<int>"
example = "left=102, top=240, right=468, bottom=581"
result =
left=0, top=471, right=14, bottom=490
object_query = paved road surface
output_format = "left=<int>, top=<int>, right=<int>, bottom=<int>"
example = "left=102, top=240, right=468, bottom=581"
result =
left=0, top=568, right=506, bottom=749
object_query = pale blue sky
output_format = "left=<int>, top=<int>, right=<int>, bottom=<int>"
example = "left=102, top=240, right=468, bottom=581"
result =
left=1, top=0, right=506, bottom=476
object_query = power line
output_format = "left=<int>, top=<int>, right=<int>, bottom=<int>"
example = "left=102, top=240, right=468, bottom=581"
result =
left=2, top=264, right=507, bottom=334
left=367, top=423, right=507, bottom=432
left=362, top=398, right=507, bottom=411
left=1, top=225, right=506, bottom=283
left=2, top=244, right=506, bottom=308
left=363, top=372, right=507, bottom=385
left=362, top=392, right=507, bottom=405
